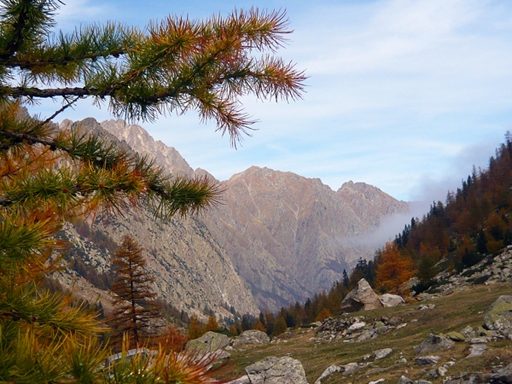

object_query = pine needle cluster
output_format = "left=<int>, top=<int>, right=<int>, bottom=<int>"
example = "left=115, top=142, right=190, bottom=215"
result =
left=0, top=0, right=305, bottom=382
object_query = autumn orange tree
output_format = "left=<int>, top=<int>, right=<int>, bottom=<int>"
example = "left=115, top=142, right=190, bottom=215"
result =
left=375, top=242, right=416, bottom=294
left=109, top=235, right=162, bottom=348
left=0, top=0, right=305, bottom=381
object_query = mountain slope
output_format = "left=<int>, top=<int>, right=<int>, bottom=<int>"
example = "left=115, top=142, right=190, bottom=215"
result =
left=68, top=118, right=409, bottom=312
left=202, top=167, right=409, bottom=310
left=59, top=118, right=260, bottom=320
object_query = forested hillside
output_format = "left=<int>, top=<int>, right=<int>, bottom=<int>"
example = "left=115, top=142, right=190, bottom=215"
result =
left=266, top=136, right=512, bottom=330
left=375, top=135, right=512, bottom=293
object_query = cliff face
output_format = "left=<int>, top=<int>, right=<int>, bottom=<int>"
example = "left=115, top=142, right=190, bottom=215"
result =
left=201, top=167, right=409, bottom=310
left=61, top=118, right=409, bottom=314
left=58, top=118, right=259, bottom=320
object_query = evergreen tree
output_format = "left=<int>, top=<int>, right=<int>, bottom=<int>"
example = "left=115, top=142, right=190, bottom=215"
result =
left=0, top=0, right=305, bottom=381
left=272, top=316, right=287, bottom=336
left=109, top=235, right=161, bottom=347
left=342, top=269, right=349, bottom=288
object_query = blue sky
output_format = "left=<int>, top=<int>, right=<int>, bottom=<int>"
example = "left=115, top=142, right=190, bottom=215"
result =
left=34, top=0, right=512, bottom=205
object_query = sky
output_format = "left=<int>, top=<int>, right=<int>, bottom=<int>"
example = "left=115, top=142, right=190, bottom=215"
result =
left=31, top=0, right=512, bottom=208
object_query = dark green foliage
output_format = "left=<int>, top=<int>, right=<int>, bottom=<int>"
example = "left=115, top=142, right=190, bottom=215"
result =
left=349, top=258, right=377, bottom=288
left=476, top=230, right=488, bottom=254
left=459, top=250, right=485, bottom=272
left=342, top=269, right=349, bottom=288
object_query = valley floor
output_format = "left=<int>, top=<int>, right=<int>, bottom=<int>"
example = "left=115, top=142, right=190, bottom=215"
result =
left=215, top=282, right=512, bottom=383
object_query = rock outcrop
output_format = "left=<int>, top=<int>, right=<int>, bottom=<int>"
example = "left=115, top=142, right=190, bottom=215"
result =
left=231, top=330, right=270, bottom=347
left=341, top=278, right=383, bottom=312
left=483, top=295, right=512, bottom=338
left=243, top=356, right=308, bottom=384
left=186, top=331, right=229, bottom=354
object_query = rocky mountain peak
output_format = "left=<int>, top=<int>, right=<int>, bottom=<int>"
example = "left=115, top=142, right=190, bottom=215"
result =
left=338, top=180, right=409, bottom=226
left=100, top=119, right=195, bottom=178
left=57, top=118, right=411, bottom=313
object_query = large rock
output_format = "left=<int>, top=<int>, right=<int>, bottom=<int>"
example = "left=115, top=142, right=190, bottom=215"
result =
left=483, top=295, right=512, bottom=336
left=314, top=364, right=342, bottom=384
left=415, top=356, right=441, bottom=366
left=244, top=356, right=308, bottom=384
left=341, top=279, right=383, bottom=312
left=415, top=334, right=455, bottom=355
left=379, top=293, right=405, bottom=307
left=187, top=331, right=229, bottom=354
left=231, top=329, right=270, bottom=347
left=488, top=363, right=512, bottom=382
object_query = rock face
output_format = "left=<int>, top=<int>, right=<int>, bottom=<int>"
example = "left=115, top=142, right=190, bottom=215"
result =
left=60, top=118, right=410, bottom=313
left=203, top=169, right=409, bottom=310
left=341, top=278, right=383, bottom=312
left=58, top=119, right=259, bottom=319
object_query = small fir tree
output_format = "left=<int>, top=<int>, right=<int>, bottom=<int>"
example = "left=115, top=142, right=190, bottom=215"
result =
left=109, top=235, right=162, bottom=347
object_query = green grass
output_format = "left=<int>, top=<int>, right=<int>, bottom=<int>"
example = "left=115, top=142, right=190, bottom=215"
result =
left=214, top=282, right=512, bottom=383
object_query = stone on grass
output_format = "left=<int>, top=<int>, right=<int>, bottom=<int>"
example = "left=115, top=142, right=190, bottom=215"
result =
left=314, top=364, right=342, bottom=384
left=466, top=344, right=487, bottom=358
left=341, top=362, right=359, bottom=376
left=397, top=376, right=414, bottom=384
left=245, top=356, right=308, bottom=384
left=341, top=278, right=383, bottom=312
left=187, top=331, right=229, bottom=354
left=374, top=348, right=393, bottom=360
left=446, top=331, right=466, bottom=342
left=415, top=356, right=441, bottom=366
left=347, top=321, right=366, bottom=333
left=232, top=329, right=270, bottom=346
left=415, top=334, right=454, bottom=354
left=379, top=293, right=405, bottom=307
left=483, top=295, right=512, bottom=334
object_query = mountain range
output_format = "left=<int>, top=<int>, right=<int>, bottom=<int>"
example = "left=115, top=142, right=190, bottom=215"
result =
left=56, top=118, right=410, bottom=318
